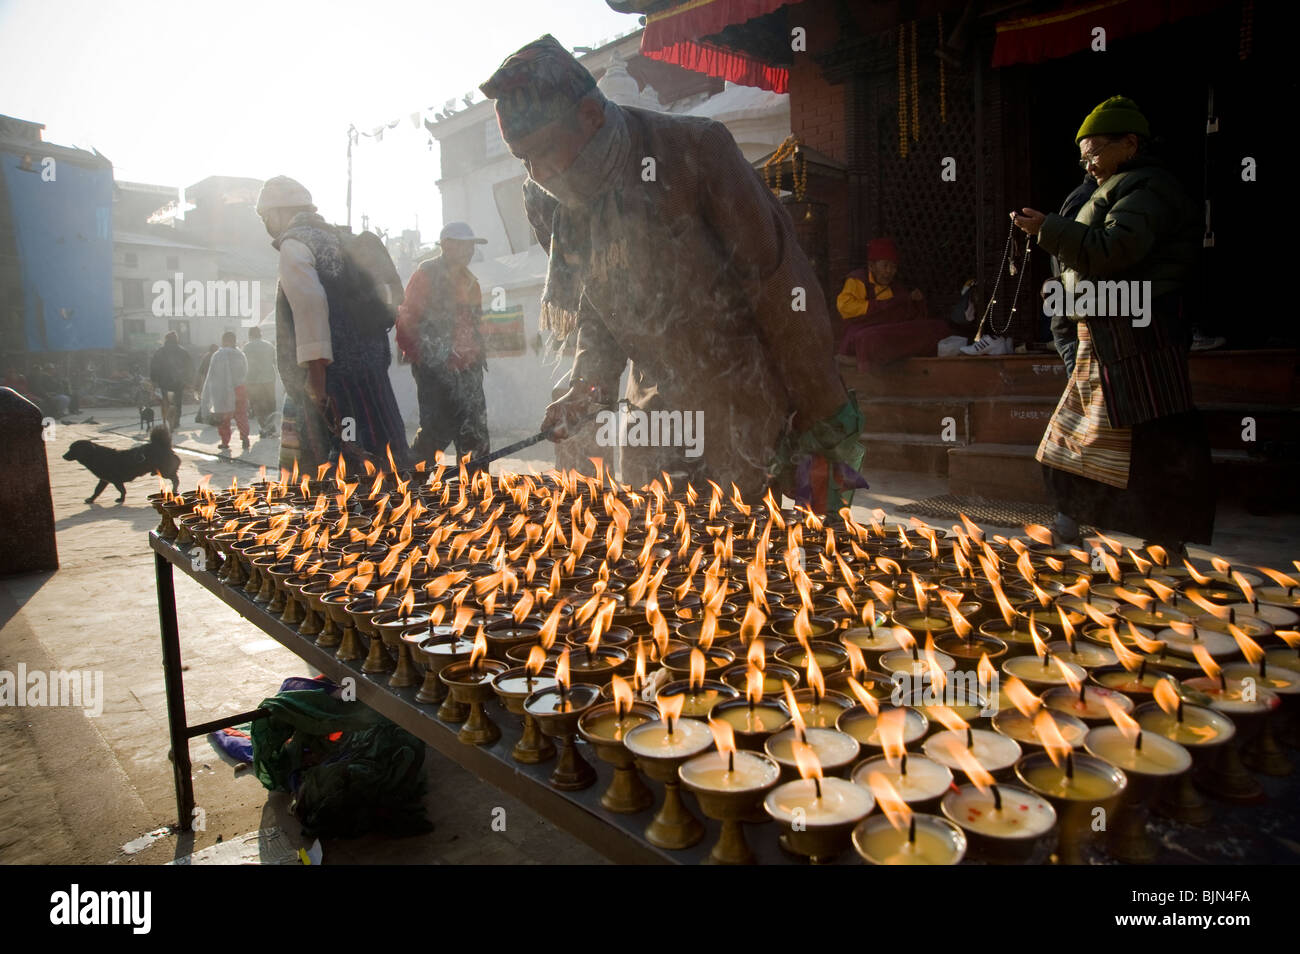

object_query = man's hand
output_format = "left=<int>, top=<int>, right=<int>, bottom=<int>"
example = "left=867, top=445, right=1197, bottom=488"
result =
left=305, top=358, right=328, bottom=406
left=1011, top=208, right=1046, bottom=236
left=542, top=386, right=597, bottom=441
left=909, top=288, right=924, bottom=302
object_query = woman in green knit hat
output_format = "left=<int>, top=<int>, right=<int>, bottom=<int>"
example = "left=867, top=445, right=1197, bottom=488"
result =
left=1010, top=96, right=1213, bottom=554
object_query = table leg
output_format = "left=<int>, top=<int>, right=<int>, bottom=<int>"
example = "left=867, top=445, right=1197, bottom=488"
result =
left=155, top=551, right=194, bottom=831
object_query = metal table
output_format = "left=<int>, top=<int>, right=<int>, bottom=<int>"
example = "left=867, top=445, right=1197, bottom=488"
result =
left=150, top=531, right=807, bottom=865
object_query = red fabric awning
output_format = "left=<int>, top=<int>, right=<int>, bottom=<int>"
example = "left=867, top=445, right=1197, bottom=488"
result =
left=641, top=0, right=790, bottom=93
left=992, top=0, right=1235, bottom=67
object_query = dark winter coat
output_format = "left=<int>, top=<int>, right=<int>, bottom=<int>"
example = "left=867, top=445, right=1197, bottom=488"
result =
left=1036, top=157, right=1200, bottom=427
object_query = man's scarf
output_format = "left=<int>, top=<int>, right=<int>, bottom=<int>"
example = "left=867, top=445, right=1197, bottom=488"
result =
left=535, top=100, right=629, bottom=340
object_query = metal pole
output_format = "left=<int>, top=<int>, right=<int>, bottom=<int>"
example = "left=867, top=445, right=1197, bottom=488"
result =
left=346, top=125, right=356, bottom=232
left=155, top=551, right=194, bottom=830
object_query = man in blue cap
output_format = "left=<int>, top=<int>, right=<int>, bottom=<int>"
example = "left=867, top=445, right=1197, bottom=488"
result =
left=396, top=222, right=490, bottom=464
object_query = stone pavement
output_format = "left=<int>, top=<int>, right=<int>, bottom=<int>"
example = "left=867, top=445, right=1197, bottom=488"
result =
left=2, top=405, right=1297, bottom=865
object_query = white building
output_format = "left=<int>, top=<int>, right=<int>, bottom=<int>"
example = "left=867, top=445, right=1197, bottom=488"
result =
left=414, top=30, right=791, bottom=440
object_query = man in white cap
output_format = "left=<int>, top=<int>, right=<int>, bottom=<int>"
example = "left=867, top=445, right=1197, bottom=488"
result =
left=395, top=222, right=490, bottom=464
left=255, top=175, right=411, bottom=475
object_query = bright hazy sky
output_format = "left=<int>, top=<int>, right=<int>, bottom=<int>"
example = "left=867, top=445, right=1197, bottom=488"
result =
left=0, top=0, right=636, bottom=239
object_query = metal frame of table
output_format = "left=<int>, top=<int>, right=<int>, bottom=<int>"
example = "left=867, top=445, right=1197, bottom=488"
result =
left=150, top=530, right=813, bottom=865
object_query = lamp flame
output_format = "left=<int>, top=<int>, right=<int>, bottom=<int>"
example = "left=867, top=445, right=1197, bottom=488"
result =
left=1034, top=710, right=1072, bottom=768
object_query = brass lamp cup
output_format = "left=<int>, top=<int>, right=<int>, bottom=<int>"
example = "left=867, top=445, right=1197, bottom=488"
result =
left=209, top=531, right=242, bottom=583
left=774, top=640, right=849, bottom=677
left=524, top=683, right=602, bottom=790
left=372, top=611, right=430, bottom=688
left=851, top=814, right=968, bottom=866
left=578, top=700, right=658, bottom=814
left=765, top=798, right=867, bottom=865
left=771, top=615, right=840, bottom=642
left=888, top=608, right=957, bottom=642
left=310, top=585, right=350, bottom=647
left=149, top=493, right=175, bottom=539
left=629, top=741, right=708, bottom=851
left=417, top=632, right=475, bottom=717
left=680, top=752, right=782, bottom=865
left=264, top=561, right=300, bottom=619
left=657, top=679, right=739, bottom=721
left=643, top=638, right=692, bottom=664
left=250, top=554, right=282, bottom=604
left=491, top=666, right=558, bottom=764
left=979, top=618, right=1054, bottom=659
left=791, top=688, right=854, bottom=730
left=662, top=647, right=735, bottom=680
left=1132, top=702, right=1233, bottom=825
left=1015, top=752, right=1127, bottom=865
left=485, top=620, right=542, bottom=661
left=175, top=513, right=206, bottom=551
left=505, top=642, right=564, bottom=666
left=1083, top=734, right=1191, bottom=865
left=720, top=634, right=787, bottom=662
left=991, top=709, right=1089, bottom=758
left=325, top=590, right=370, bottom=660
left=934, top=632, right=1009, bottom=669
left=1193, top=704, right=1271, bottom=802
left=441, top=659, right=509, bottom=745
left=1015, top=600, right=1085, bottom=640
left=563, top=645, right=630, bottom=689
left=837, top=704, right=930, bottom=751
left=342, top=596, right=398, bottom=672
left=676, top=618, right=741, bottom=646
left=281, top=573, right=316, bottom=628
left=1087, top=664, right=1167, bottom=703
left=940, top=784, right=1058, bottom=865
left=708, top=697, right=792, bottom=752
left=722, top=663, right=800, bottom=697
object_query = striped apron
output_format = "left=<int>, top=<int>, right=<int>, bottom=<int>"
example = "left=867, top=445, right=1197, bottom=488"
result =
left=1035, top=323, right=1132, bottom=489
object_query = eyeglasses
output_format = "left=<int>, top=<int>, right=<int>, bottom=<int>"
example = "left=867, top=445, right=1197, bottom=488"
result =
left=1077, top=141, right=1117, bottom=171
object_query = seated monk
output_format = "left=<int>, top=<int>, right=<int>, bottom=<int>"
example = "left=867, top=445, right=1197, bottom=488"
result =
left=836, top=237, right=950, bottom=371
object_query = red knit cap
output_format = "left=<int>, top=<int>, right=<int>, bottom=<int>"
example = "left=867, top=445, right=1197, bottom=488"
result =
left=866, top=237, right=899, bottom=263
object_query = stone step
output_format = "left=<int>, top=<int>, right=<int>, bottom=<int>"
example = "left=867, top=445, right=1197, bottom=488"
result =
left=861, top=432, right=962, bottom=476
left=841, top=354, right=1069, bottom=399
left=860, top=398, right=969, bottom=441
left=1200, top=403, right=1300, bottom=449
left=969, top=396, right=1060, bottom=445
left=840, top=349, right=1300, bottom=405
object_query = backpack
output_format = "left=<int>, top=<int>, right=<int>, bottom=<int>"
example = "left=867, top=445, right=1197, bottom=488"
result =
left=337, top=229, right=405, bottom=337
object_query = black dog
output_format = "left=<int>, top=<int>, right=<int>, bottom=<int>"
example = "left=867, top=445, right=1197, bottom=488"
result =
left=139, top=405, right=155, bottom=431
left=63, top=427, right=181, bottom=504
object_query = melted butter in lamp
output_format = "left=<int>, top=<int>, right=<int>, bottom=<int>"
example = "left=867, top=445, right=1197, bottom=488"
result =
left=1136, top=703, right=1233, bottom=747
left=853, top=814, right=965, bottom=865
left=1084, top=726, right=1191, bottom=776
left=941, top=784, right=1056, bottom=838
left=1183, top=677, right=1280, bottom=715
left=1021, top=758, right=1123, bottom=800
left=839, top=706, right=928, bottom=747
left=767, top=727, right=859, bottom=773
left=715, top=703, right=789, bottom=735
left=765, top=776, right=873, bottom=827
left=851, top=754, right=952, bottom=804
left=680, top=750, right=780, bottom=791
left=624, top=718, right=714, bottom=759
left=923, top=728, right=1021, bottom=775
left=582, top=709, right=652, bottom=743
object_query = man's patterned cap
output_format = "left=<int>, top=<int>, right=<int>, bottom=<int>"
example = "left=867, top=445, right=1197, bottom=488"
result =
left=479, top=34, right=599, bottom=142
